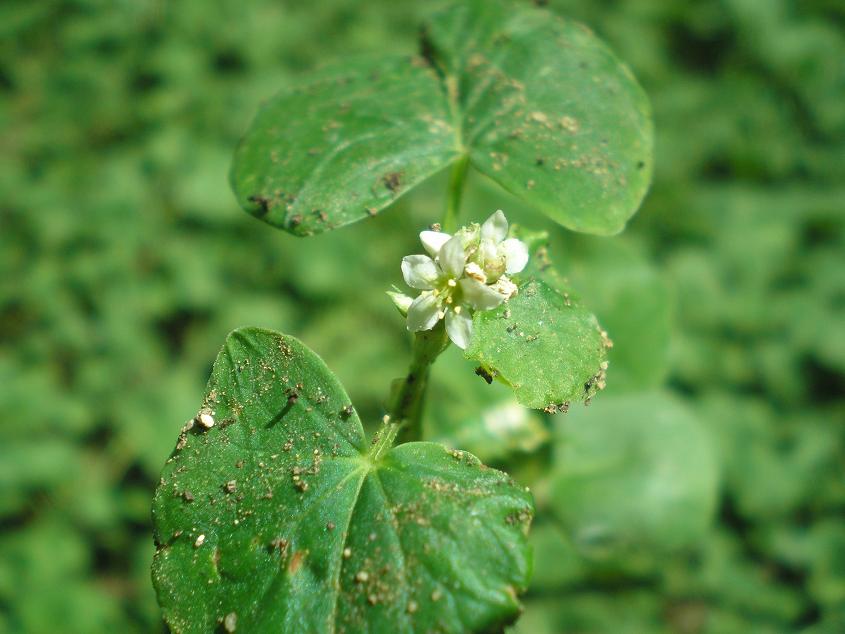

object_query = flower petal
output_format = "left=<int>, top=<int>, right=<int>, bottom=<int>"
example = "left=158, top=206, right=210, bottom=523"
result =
left=420, top=230, right=452, bottom=257
left=446, top=309, right=473, bottom=350
left=478, top=238, right=506, bottom=281
left=459, top=278, right=506, bottom=310
left=406, top=293, right=441, bottom=331
left=439, top=235, right=467, bottom=279
left=480, top=209, right=508, bottom=242
left=502, top=238, right=529, bottom=274
left=401, top=255, right=438, bottom=290
left=387, top=291, right=414, bottom=314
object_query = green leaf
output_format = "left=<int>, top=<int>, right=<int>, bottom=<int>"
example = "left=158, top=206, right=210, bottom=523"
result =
left=425, top=0, right=653, bottom=235
left=152, top=328, right=533, bottom=633
left=548, top=391, right=718, bottom=562
left=231, top=56, right=461, bottom=236
left=464, top=279, right=609, bottom=410
left=231, top=0, right=652, bottom=236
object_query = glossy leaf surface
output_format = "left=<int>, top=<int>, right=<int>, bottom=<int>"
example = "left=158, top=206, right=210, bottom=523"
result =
left=464, top=279, right=609, bottom=410
left=232, top=0, right=653, bottom=236
left=152, top=328, right=533, bottom=633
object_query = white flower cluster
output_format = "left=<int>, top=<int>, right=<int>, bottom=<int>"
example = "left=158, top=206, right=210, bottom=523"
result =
left=390, top=210, right=529, bottom=349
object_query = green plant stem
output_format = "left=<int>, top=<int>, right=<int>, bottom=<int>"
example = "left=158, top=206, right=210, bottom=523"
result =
left=373, top=156, right=467, bottom=461
left=443, top=155, right=469, bottom=233
left=371, top=325, right=450, bottom=460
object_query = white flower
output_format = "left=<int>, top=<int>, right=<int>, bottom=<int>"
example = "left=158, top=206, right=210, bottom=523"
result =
left=391, top=210, right=529, bottom=349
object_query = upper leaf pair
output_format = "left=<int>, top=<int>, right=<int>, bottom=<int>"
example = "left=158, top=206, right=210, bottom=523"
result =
left=230, top=0, right=653, bottom=237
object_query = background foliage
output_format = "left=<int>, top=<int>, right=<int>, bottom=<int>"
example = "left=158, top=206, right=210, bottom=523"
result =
left=1, top=0, right=843, bottom=632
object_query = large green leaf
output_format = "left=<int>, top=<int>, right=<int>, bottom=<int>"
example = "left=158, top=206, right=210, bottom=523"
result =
left=548, top=391, right=718, bottom=562
left=231, top=0, right=652, bottom=236
left=230, top=57, right=461, bottom=236
left=464, top=279, right=609, bottom=410
left=152, top=328, right=533, bottom=633
left=424, top=0, right=653, bottom=235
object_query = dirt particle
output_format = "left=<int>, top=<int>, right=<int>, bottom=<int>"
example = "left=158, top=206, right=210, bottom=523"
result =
left=559, top=115, right=579, bottom=133
left=383, top=171, right=403, bottom=192
left=529, top=111, right=550, bottom=126
left=247, top=194, right=272, bottom=214
left=340, top=404, right=354, bottom=419
left=543, top=402, right=569, bottom=414
left=288, top=550, right=306, bottom=574
left=224, top=480, right=237, bottom=493
left=326, top=522, right=335, bottom=531
left=182, top=490, right=194, bottom=502
left=475, top=366, right=494, bottom=384
left=270, top=537, right=288, bottom=554
left=196, top=409, right=215, bottom=429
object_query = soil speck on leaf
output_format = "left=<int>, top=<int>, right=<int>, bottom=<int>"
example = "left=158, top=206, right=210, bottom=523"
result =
left=288, top=550, right=306, bottom=574
left=382, top=171, right=403, bottom=192
left=475, top=366, right=494, bottom=384
left=247, top=194, right=272, bottom=215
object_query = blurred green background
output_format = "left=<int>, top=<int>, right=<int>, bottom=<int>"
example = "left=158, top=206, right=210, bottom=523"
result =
left=1, top=0, right=843, bottom=632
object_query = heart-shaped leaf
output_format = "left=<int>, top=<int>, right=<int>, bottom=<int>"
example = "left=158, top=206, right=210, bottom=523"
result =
left=464, top=279, right=609, bottom=411
left=152, top=328, right=533, bottom=633
left=231, top=0, right=652, bottom=237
